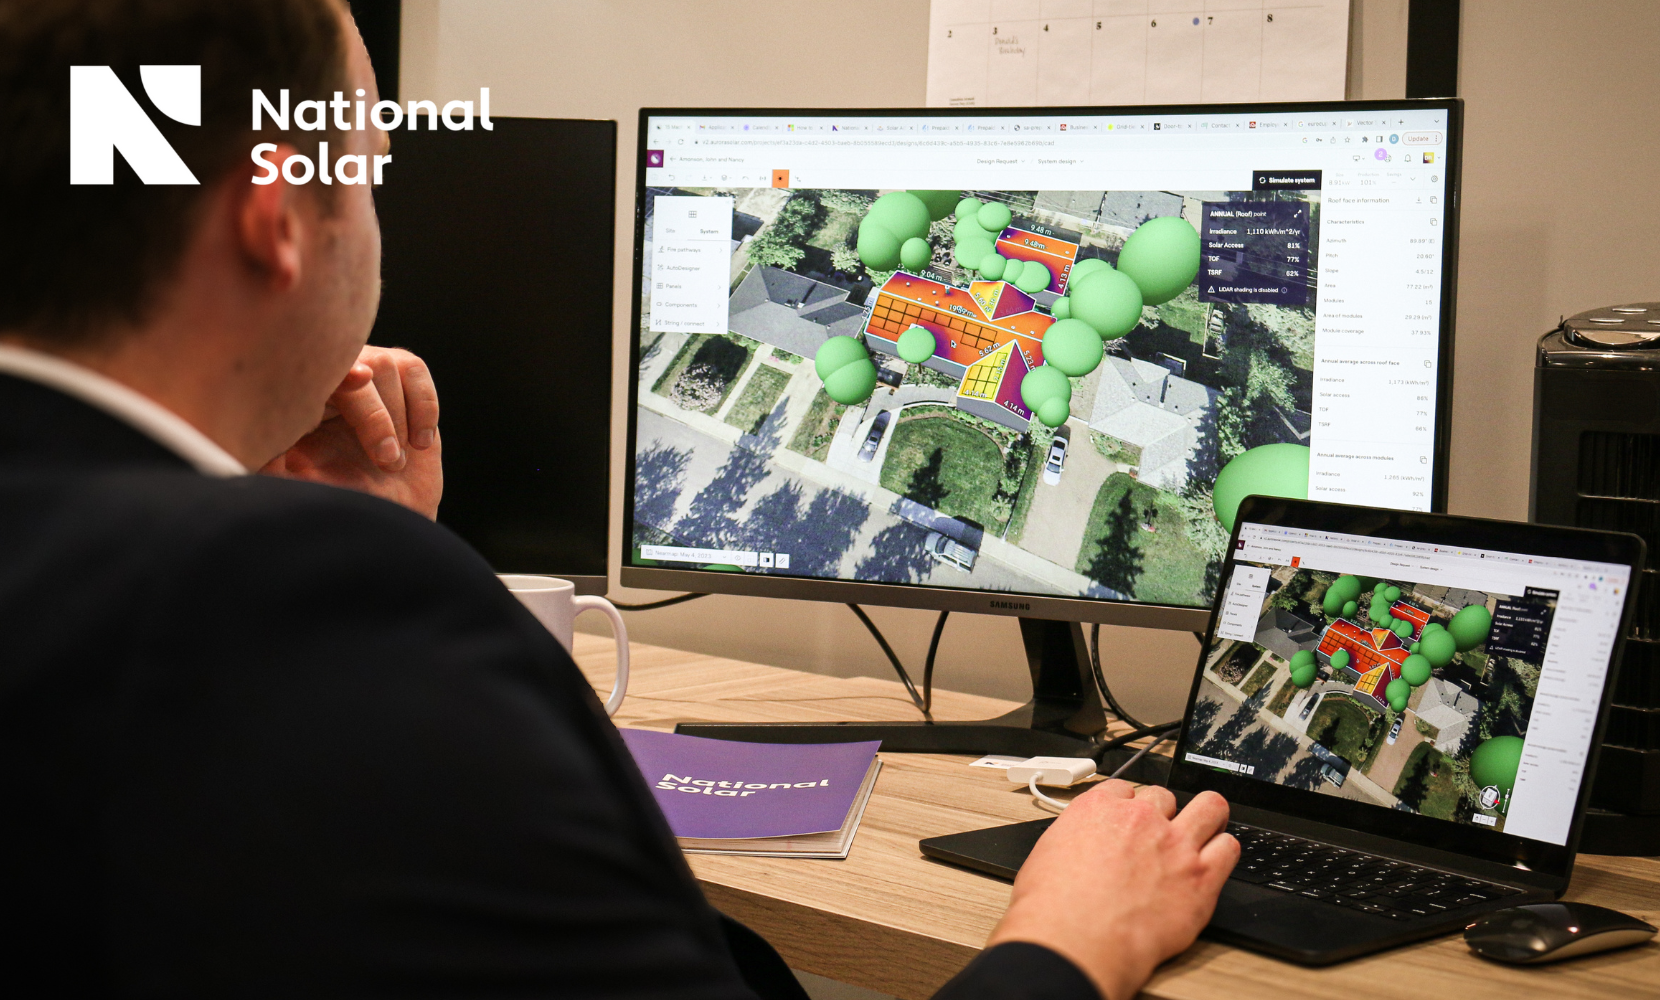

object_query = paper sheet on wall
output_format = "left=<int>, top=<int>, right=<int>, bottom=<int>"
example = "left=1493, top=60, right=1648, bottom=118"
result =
left=927, top=1, right=1351, bottom=108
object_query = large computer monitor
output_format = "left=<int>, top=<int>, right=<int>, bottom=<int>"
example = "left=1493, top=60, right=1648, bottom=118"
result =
left=372, top=117, right=615, bottom=593
left=621, top=100, right=1461, bottom=754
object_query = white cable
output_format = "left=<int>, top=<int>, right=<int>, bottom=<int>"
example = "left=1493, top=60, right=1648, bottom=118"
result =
left=1029, top=773, right=1073, bottom=812
left=1028, top=731, right=1177, bottom=812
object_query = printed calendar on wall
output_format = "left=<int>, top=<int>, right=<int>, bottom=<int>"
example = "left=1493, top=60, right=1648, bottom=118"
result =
left=927, top=0, right=1351, bottom=107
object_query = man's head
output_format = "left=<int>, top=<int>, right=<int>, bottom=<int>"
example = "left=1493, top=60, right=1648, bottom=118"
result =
left=0, top=0, right=386, bottom=466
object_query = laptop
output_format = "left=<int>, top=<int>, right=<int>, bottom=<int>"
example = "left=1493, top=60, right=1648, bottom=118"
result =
left=921, top=496, right=1644, bottom=965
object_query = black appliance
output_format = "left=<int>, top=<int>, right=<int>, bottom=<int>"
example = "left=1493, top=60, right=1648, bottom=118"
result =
left=1533, top=302, right=1660, bottom=854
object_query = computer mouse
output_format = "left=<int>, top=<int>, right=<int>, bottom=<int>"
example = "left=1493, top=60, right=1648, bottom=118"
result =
left=1465, top=902, right=1657, bottom=964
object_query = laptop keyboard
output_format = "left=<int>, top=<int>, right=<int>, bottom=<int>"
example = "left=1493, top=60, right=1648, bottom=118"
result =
left=1227, top=823, right=1523, bottom=921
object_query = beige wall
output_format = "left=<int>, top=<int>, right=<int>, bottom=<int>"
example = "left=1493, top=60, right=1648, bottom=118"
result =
left=396, top=0, right=1660, bottom=718
left=1453, top=0, right=1660, bottom=520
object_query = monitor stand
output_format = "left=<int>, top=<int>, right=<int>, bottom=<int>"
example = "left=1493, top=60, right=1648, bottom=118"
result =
left=675, top=618, right=1170, bottom=784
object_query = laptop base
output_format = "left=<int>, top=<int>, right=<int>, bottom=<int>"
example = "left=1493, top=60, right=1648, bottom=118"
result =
left=920, top=818, right=1543, bottom=965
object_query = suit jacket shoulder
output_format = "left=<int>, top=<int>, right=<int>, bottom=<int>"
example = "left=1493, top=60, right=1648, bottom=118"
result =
left=0, top=468, right=754, bottom=996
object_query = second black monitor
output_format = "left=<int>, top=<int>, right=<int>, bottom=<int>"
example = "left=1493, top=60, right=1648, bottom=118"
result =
left=372, top=116, right=616, bottom=592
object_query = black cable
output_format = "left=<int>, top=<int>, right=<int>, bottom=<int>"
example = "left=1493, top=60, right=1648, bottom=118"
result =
left=611, top=592, right=708, bottom=611
left=921, top=610, right=949, bottom=716
left=1089, top=623, right=1149, bottom=730
left=847, top=603, right=930, bottom=719
left=1088, top=720, right=1182, bottom=764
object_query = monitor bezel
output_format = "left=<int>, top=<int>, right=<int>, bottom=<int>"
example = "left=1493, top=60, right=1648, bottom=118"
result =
left=1167, top=495, right=1644, bottom=883
left=621, top=99, right=1463, bottom=627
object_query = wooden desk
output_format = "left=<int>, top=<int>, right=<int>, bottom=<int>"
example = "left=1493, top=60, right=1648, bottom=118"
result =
left=573, top=634, right=1660, bottom=1000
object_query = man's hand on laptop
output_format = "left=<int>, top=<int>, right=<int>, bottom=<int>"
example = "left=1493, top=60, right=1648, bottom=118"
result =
left=260, top=346, right=443, bottom=519
left=987, top=781, right=1237, bottom=1000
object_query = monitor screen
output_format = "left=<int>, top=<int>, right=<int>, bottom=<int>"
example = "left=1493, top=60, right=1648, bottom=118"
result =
left=1184, top=522, right=1629, bottom=847
left=373, top=117, right=615, bottom=590
left=625, top=102, right=1458, bottom=612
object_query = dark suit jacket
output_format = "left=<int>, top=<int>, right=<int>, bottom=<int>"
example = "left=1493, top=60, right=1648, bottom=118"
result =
left=0, top=375, right=1096, bottom=999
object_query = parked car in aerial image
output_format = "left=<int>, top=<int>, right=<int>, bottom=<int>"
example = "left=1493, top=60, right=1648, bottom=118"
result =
left=857, top=410, right=891, bottom=462
left=1042, top=433, right=1068, bottom=485
left=924, top=530, right=977, bottom=571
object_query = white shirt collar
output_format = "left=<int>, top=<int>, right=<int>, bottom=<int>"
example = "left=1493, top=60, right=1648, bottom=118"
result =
left=0, top=343, right=247, bottom=477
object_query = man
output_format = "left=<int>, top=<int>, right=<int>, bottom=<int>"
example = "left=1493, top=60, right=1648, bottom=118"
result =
left=0, top=2, right=1238, bottom=998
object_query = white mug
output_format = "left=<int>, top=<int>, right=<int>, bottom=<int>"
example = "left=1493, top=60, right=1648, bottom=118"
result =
left=497, top=575, right=630, bottom=716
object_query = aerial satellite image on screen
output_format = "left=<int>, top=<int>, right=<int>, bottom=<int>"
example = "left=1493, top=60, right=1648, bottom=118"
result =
left=1187, top=567, right=1553, bottom=833
left=632, top=183, right=1318, bottom=605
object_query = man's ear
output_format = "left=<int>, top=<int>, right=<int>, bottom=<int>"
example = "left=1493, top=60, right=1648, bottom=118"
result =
left=235, top=143, right=306, bottom=292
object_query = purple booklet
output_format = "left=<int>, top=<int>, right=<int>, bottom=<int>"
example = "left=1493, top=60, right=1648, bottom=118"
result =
left=620, top=729, right=881, bottom=841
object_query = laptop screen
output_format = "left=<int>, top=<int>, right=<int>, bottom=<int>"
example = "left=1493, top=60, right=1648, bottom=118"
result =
left=1178, top=521, right=1631, bottom=847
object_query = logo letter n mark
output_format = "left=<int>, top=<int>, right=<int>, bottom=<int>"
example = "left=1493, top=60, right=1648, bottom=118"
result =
left=70, top=66, right=199, bottom=185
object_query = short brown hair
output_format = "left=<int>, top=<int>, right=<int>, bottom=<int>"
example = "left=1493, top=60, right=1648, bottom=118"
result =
left=0, top=0, right=349, bottom=343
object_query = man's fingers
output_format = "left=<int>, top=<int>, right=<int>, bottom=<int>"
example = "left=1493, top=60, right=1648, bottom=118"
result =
left=331, top=379, right=403, bottom=470
left=339, top=361, right=374, bottom=393
left=366, top=353, right=409, bottom=443
left=1170, top=790, right=1231, bottom=850
left=396, top=354, right=440, bottom=449
left=1133, top=783, right=1179, bottom=819
left=1198, top=830, right=1242, bottom=891
left=1072, top=778, right=1137, bottom=807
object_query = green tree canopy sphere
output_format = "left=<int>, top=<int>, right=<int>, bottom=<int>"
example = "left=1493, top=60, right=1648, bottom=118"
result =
left=1401, top=653, right=1432, bottom=686
left=1014, top=260, right=1051, bottom=294
left=954, top=215, right=985, bottom=241
left=1291, top=649, right=1315, bottom=671
left=1393, top=619, right=1414, bottom=638
left=866, top=191, right=931, bottom=242
left=856, top=220, right=902, bottom=270
left=1343, top=600, right=1359, bottom=618
left=909, top=189, right=960, bottom=222
left=1211, top=443, right=1311, bottom=531
left=1068, top=266, right=1144, bottom=339
left=1020, top=364, right=1072, bottom=412
left=1051, top=296, right=1071, bottom=319
left=1383, top=585, right=1401, bottom=603
left=1332, top=648, right=1350, bottom=670
left=1042, top=319, right=1105, bottom=377
left=1471, top=735, right=1526, bottom=797
left=977, top=252, right=1007, bottom=280
left=1322, top=575, right=1362, bottom=616
left=1386, top=678, right=1411, bottom=713
left=955, top=196, right=983, bottom=220
left=896, top=324, right=937, bottom=364
left=815, top=335, right=869, bottom=381
left=1355, top=578, right=1379, bottom=593
left=1423, top=622, right=1444, bottom=634
left=1291, top=662, right=1317, bottom=688
left=1418, top=628, right=1457, bottom=668
left=822, top=358, right=877, bottom=405
left=1116, top=216, right=1201, bottom=305
left=955, top=236, right=994, bottom=269
left=1069, top=257, right=1113, bottom=288
left=1036, top=396, right=1070, bottom=428
left=1370, top=598, right=1389, bottom=621
left=1449, top=604, right=1493, bottom=651
left=1001, top=257, right=1026, bottom=286
left=976, top=200, right=1012, bottom=233
left=900, top=237, right=932, bottom=271
left=858, top=192, right=934, bottom=270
